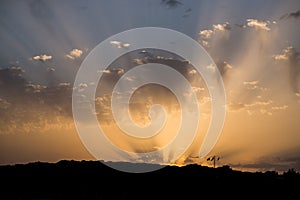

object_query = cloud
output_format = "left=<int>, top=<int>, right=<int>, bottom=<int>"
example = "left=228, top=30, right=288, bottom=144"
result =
left=161, top=0, right=182, bottom=9
left=200, top=40, right=209, bottom=47
left=206, top=64, right=216, bottom=72
left=216, top=60, right=233, bottom=76
left=230, top=151, right=300, bottom=173
left=271, top=105, right=288, bottom=110
left=226, top=102, right=245, bottom=112
left=66, top=48, right=83, bottom=60
left=138, top=50, right=153, bottom=57
left=198, top=22, right=232, bottom=49
left=110, top=41, right=130, bottom=49
left=185, top=8, right=192, bottom=13
left=97, top=68, right=125, bottom=75
left=25, top=83, right=47, bottom=93
left=133, top=58, right=145, bottom=65
left=199, top=22, right=231, bottom=40
left=246, top=19, right=270, bottom=31
left=47, top=67, right=56, bottom=72
left=243, top=81, right=259, bottom=85
left=58, top=82, right=71, bottom=87
left=273, top=46, right=295, bottom=61
left=33, top=54, right=52, bottom=62
left=235, top=23, right=247, bottom=29
left=243, top=81, right=259, bottom=90
left=274, top=46, right=300, bottom=92
left=0, top=98, right=11, bottom=109
left=213, top=22, right=231, bottom=31
left=182, top=8, right=192, bottom=18
left=199, top=30, right=213, bottom=39
left=188, top=69, right=197, bottom=75
left=273, top=54, right=289, bottom=61
left=245, top=100, right=273, bottom=107
left=95, top=95, right=113, bottom=123
left=0, top=66, right=74, bottom=135
left=191, top=86, right=205, bottom=93
left=280, top=10, right=300, bottom=20
left=226, top=99, right=273, bottom=114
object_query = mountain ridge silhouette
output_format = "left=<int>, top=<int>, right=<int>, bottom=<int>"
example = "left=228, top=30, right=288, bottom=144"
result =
left=0, top=160, right=299, bottom=199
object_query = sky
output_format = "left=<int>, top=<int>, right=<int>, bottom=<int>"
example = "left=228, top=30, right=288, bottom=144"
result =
left=1, top=0, right=300, bottom=173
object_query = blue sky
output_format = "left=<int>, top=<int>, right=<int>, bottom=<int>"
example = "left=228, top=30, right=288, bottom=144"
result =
left=1, top=0, right=299, bottom=83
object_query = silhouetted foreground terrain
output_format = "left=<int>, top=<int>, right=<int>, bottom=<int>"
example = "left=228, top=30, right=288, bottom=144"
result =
left=0, top=160, right=299, bottom=199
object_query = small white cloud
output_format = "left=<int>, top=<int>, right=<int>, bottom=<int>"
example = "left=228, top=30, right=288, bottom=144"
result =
left=201, top=40, right=209, bottom=47
left=116, top=68, right=125, bottom=75
left=213, top=22, right=231, bottom=31
left=243, top=81, right=259, bottom=85
left=97, top=69, right=112, bottom=74
left=79, top=83, right=88, bottom=88
left=245, top=100, right=273, bottom=107
left=66, top=48, right=83, bottom=60
left=199, top=22, right=231, bottom=40
left=206, top=64, right=216, bottom=72
left=273, top=46, right=294, bottom=61
left=192, top=86, right=205, bottom=93
left=247, top=19, right=270, bottom=31
left=243, top=81, right=259, bottom=90
left=58, top=82, right=71, bottom=87
left=77, top=83, right=88, bottom=92
left=133, top=58, right=144, bottom=65
left=188, top=69, right=197, bottom=75
left=110, top=41, right=130, bottom=49
left=97, top=68, right=124, bottom=75
left=25, top=83, right=47, bottom=93
left=273, top=54, right=288, bottom=60
left=257, top=100, right=273, bottom=106
left=224, top=62, right=233, bottom=70
left=199, top=29, right=213, bottom=39
left=199, top=96, right=212, bottom=105
left=125, top=76, right=135, bottom=81
left=33, top=54, right=52, bottom=62
left=271, top=105, right=288, bottom=110
left=122, top=43, right=130, bottom=48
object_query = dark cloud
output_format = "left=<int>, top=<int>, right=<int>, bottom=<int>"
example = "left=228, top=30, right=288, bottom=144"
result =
left=274, top=46, right=300, bottom=92
left=93, top=48, right=210, bottom=125
left=185, top=8, right=192, bottom=13
left=0, top=49, right=205, bottom=132
left=289, top=48, right=300, bottom=93
left=182, top=8, right=192, bottom=18
left=234, top=24, right=247, bottom=29
left=280, top=10, right=300, bottom=20
left=230, top=154, right=300, bottom=173
left=215, top=60, right=233, bottom=76
left=161, top=0, right=182, bottom=9
left=0, top=67, right=73, bottom=134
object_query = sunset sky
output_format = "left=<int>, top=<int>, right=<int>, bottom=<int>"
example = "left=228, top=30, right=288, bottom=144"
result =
left=1, top=0, right=300, bottom=173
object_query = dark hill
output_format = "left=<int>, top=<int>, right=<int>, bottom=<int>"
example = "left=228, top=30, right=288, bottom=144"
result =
left=0, top=160, right=299, bottom=199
